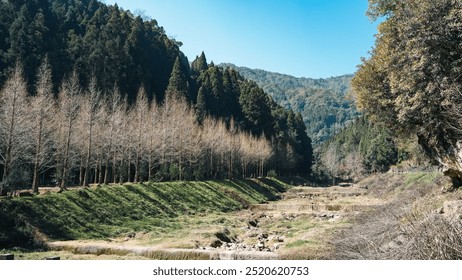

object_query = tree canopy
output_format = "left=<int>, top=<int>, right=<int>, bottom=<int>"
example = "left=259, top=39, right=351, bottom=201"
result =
left=352, top=0, right=462, bottom=186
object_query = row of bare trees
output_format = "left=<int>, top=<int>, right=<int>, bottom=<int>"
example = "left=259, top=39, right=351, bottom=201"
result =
left=0, top=62, right=273, bottom=193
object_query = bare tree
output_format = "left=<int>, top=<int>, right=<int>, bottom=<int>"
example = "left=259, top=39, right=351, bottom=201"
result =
left=166, top=95, right=197, bottom=180
left=102, top=86, right=123, bottom=184
left=55, top=71, right=81, bottom=191
left=0, top=63, right=31, bottom=189
left=344, top=149, right=365, bottom=181
left=80, top=76, right=101, bottom=186
left=132, top=86, right=149, bottom=182
left=146, top=100, right=160, bottom=181
left=30, top=58, right=56, bottom=193
left=322, top=144, right=341, bottom=185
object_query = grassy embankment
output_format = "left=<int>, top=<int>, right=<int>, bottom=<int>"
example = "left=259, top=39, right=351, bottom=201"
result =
left=0, top=178, right=289, bottom=250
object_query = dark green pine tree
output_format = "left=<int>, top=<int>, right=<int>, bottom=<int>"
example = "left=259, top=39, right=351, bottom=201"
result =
left=195, top=86, right=207, bottom=125
left=239, top=81, right=274, bottom=138
left=191, top=51, right=208, bottom=76
left=0, top=2, right=14, bottom=84
left=166, top=56, right=190, bottom=100
left=294, top=112, right=313, bottom=174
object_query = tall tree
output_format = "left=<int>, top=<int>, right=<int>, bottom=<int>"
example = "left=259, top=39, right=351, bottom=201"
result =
left=80, top=75, right=101, bottom=186
left=165, top=56, right=189, bottom=100
left=0, top=63, right=30, bottom=187
left=239, top=81, right=274, bottom=138
left=55, top=71, right=81, bottom=191
left=132, top=85, right=149, bottom=182
left=191, top=51, right=208, bottom=76
left=195, top=86, right=207, bottom=125
left=103, top=86, right=124, bottom=184
left=30, top=58, right=55, bottom=193
left=322, top=145, right=340, bottom=185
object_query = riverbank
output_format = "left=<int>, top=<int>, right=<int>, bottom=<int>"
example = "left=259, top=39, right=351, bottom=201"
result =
left=0, top=178, right=288, bottom=250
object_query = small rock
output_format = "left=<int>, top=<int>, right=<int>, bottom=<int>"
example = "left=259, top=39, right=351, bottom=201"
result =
left=257, top=233, right=269, bottom=240
left=248, top=219, right=259, bottom=227
left=215, top=231, right=232, bottom=243
left=210, top=239, right=223, bottom=248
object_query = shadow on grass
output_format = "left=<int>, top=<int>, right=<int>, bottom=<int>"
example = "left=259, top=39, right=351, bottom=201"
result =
left=0, top=178, right=291, bottom=250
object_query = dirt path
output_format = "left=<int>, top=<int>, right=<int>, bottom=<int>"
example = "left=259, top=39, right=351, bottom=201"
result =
left=47, top=184, right=384, bottom=260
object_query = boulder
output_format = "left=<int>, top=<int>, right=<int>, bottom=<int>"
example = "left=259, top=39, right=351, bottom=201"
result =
left=215, top=230, right=232, bottom=243
left=257, top=233, right=268, bottom=240
left=257, top=242, right=265, bottom=251
left=247, top=219, right=258, bottom=227
left=210, top=239, right=223, bottom=248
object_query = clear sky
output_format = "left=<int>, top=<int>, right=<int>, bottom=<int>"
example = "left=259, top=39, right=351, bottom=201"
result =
left=102, top=0, right=378, bottom=79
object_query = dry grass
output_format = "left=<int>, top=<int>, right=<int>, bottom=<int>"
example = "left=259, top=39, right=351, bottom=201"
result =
left=332, top=172, right=462, bottom=260
left=399, top=213, right=462, bottom=259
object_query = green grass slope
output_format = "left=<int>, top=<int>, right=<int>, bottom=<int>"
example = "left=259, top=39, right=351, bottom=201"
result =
left=0, top=179, right=289, bottom=249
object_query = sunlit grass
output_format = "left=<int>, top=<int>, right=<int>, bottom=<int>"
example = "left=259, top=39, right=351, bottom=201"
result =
left=0, top=178, right=287, bottom=249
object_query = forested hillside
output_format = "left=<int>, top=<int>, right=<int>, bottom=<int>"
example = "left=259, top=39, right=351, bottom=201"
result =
left=221, top=63, right=359, bottom=146
left=0, top=0, right=312, bottom=193
left=315, top=116, right=432, bottom=182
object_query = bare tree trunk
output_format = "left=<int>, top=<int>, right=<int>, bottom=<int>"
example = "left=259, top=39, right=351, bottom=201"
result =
left=79, top=157, right=84, bottom=186
left=98, top=160, right=103, bottom=184
left=60, top=118, right=73, bottom=191
left=83, top=137, right=92, bottom=186
left=104, top=159, right=109, bottom=184
left=148, top=149, right=153, bottom=181
left=119, top=156, right=124, bottom=184
left=0, top=63, right=29, bottom=185
left=29, top=64, right=54, bottom=192
left=127, top=151, right=131, bottom=183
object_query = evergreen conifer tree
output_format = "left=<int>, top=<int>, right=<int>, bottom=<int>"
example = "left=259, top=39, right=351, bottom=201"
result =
left=166, top=56, right=189, bottom=100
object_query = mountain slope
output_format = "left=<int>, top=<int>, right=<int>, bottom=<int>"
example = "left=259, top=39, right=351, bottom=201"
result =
left=220, top=64, right=359, bottom=146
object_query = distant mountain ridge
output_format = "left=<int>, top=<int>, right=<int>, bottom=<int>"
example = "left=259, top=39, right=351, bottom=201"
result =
left=219, top=63, right=359, bottom=146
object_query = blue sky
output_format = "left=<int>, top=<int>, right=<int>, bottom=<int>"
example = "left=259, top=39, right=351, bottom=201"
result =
left=102, top=0, right=378, bottom=78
